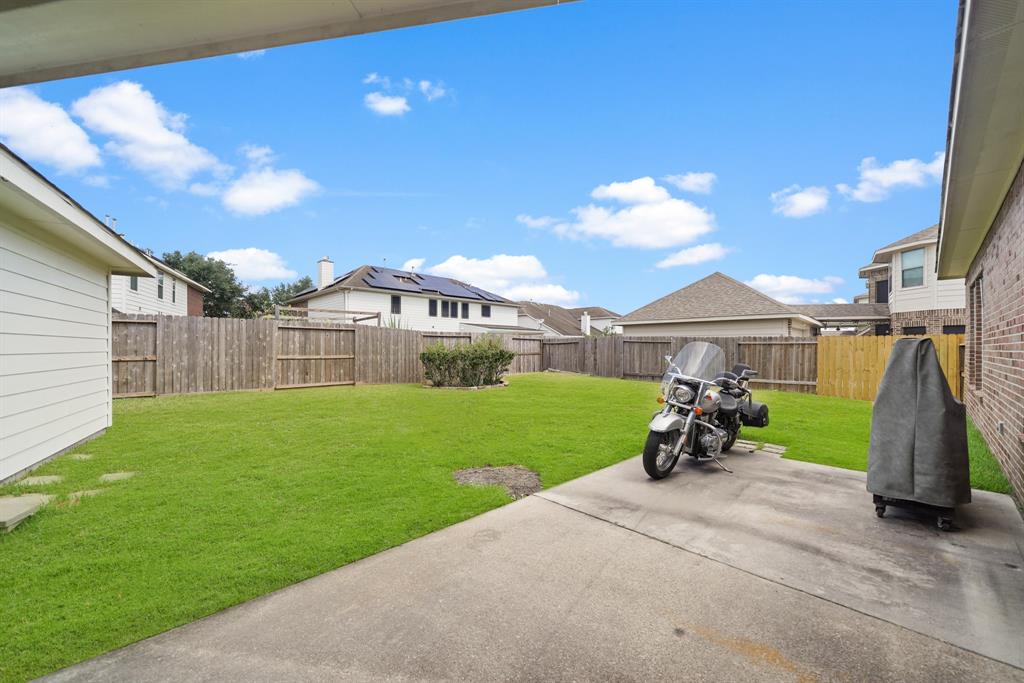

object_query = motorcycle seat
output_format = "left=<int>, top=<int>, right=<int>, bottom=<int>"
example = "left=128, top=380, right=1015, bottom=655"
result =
left=718, top=392, right=739, bottom=416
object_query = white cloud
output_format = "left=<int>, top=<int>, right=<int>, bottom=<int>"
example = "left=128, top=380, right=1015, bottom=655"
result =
left=236, top=50, right=266, bottom=60
left=423, top=254, right=579, bottom=305
left=655, top=243, right=730, bottom=269
left=222, top=167, right=319, bottom=215
left=526, top=176, right=716, bottom=249
left=770, top=185, right=829, bottom=218
left=206, top=247, right=297, bottom=281
left=418, top=80, right=447, bottom=101
left=188, top=182, right=221, bottom=197
left=364, top=92, right=410, bottom=116
left=363, top=72, right=391, bottom=88
left=240, top=144, right=274, bottom=166
left=831, top=297, right=848, bottom=304
left=401, top=257, right=426, bottom=272
left=745, top=274, right=844, bottom=304
left=591, top=176, right=670, bottom=204
left=72, top=81, right=228, bottom=189
left=82, top=175, right=110, bottom=188
left=836, top=153, right=944, bottom=202
left=663, top=171, right=716, bottom=194
left=502, top=283, right=580, bottom=306
left=516, top=214, right=557, bottom=228
left=0, top=88, right=101, bottom=173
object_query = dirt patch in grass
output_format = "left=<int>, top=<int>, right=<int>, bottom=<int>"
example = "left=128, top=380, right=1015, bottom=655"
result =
left=454, top=466, right=541, bottom=499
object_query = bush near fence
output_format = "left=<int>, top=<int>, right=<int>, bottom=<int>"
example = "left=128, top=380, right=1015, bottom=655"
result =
left=111, top=315, right=963, bottom=402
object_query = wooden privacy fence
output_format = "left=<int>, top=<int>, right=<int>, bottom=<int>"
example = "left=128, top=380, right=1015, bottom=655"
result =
left=113, top=315, right=963, bottom=402
left=546, top=335, right=817, bottom=393
left=112, top=315, right=546, bottom=397
left=817, top=334, right=965, bottom=401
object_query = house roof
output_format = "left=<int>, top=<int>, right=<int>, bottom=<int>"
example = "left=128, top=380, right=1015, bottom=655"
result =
left=617, top=272, right=817, bottom=325
left=791, top=303, right=891, bottom=321
left=568, top=306, right=620, bottom=319
left=0, top=144, right=155, bottom=277
left=143, top=253, right=213, bottom=294
left=517, top=301, right=600, bottom=336
left=871, top=225, right=938, bottom=263
left=288, top=265, right=510, bottom=305
left=936, top=0, right=1024, bottom=279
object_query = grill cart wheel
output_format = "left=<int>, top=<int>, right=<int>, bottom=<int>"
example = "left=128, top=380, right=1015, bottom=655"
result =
left=875, top=504, right=886, bottom=518
left=938, top=516, right=953, bottom=531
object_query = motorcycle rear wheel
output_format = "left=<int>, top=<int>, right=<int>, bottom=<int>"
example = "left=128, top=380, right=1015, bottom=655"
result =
left=643, top=430, right=680, bottom=479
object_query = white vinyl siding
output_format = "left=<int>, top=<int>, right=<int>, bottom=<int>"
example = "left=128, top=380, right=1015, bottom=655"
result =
left=890, top=243, right=966, bottom=313
left=112, top=269, right=188, bottom=315
left=1, top=218, right=111, bottom=481
left=308, top=288, right=518, bottom=332
left=619, top=317, right=801, bottom=337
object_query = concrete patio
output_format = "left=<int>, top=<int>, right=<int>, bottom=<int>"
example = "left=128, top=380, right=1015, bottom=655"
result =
left=46, top=452, right=1024, bottom=682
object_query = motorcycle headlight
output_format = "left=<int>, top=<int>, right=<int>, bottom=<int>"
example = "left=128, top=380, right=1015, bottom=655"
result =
left=672, top=385, right=694, bottom=403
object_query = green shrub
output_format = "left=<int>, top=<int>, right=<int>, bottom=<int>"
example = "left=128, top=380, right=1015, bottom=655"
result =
left=420, top=337, right=515, bottom=387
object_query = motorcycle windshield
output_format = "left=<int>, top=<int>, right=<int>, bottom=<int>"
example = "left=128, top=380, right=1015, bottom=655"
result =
left=664, top=341, right=727, bottom=384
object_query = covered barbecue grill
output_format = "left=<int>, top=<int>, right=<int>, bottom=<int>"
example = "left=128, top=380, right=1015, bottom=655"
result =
left=867, top=338, right=970, bottom=530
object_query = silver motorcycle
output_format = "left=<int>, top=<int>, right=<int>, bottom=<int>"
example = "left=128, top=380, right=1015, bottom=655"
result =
left=643, top=341, right=769, bottom=479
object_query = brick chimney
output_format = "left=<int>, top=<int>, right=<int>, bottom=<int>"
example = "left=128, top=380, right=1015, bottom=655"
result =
left=317, top=256, right=334, bottom=289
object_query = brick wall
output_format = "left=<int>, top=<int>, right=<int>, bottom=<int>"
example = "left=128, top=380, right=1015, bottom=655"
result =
left=866, top=269, right=889, bottom=304
left=965, top=159, right=1024, bottom=502
left=187, top=286, right=204, bottom=317
left=891, top=308, right=966, bottom=335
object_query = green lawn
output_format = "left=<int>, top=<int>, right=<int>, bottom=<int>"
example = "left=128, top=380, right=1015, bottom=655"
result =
left=0, top=373, right=657, bottom=682
left=0, top=375, right=1011, bottom=681
left=753, top=390, right=1012, bottom=494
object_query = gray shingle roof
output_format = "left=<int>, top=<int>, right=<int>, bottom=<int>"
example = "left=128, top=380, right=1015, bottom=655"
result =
left=517, top=301, right=599, bottom=336
left=791, top=303, right=890, bottom=320
left=567, top=306, right=620, bottom=319
left=289, top=265, right=510, bottom=304
left=872, top=225, right=938, bottom=262
left=617, top=272, right=804, bottom=324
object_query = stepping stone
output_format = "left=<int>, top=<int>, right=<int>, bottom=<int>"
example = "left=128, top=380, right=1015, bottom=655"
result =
left=19, top=475, right=62, bottom=486
left=99, top=472, right=136, bottom=483
left=0, top=494, right=54, bottom=532
left=68, top=489, right=104, bottom=501
left=70, top=453, right=92, bottom=461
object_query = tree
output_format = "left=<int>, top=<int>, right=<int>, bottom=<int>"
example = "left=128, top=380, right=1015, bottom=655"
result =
left=241, top=276, right=314, bottom=318
left=161, top=251, right=246, bottom=318
left=270, top=276, right=313, bottom=307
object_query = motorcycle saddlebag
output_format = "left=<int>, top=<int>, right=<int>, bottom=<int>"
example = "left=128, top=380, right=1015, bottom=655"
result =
left=740, top=401, right=769, bottom=428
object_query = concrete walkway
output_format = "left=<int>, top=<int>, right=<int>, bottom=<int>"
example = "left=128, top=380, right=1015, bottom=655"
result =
left=46, top=453, right=1024, bottom=682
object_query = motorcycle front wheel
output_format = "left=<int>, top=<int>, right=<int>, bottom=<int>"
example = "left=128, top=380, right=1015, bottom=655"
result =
left=643, top=430, right=680, bottom=479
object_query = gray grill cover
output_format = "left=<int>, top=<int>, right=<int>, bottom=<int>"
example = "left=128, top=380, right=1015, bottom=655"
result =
left=867, top=338, right=971, bottom=508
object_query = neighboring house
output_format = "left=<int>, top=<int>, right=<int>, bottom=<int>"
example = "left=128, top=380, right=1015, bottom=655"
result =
left=790, top=303, right=891, bottom=335
left=111, top=252, right=210, bottom=316
left=517, top=302, right=621, bottom=337
left=288, top=258, right=539, bottom=334
left=857, top=225, right=966, bottom=335
left=936, top=0, right=1023, bottom=501
left=0, top=144, right=155, bottom=482
left=616, top=272, right=821, bottom=337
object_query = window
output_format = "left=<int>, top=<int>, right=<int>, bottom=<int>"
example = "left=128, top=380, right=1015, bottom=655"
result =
left=441, top=301, right=450, bottom=317
left=875, top=279, right=889, bottom=304
left=171, top=279, right=176, bottom=303
left=874, top=323, right=891, bottom=336
left=157, top=273, right=164, bottom=299
left=942, top=324, right=965, bottom=335
left=969, top=276, right=983, bottom=389
left=901, top=248, right=924, bottom=288
left=429, top=299, right=438, bottom=317
left=461, top=302, right=469, bottom=319
left=390, top=295, right=401, bottom=314
left=448, top=301, right=459, bottom=318
left=482, top=304, right=491, bottom=318
left=902, top=326, right=926, bottom=336
left=129, top=275, right=138, bottom=291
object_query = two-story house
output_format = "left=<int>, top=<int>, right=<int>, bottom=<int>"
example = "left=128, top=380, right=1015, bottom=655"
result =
left=111, top=252, right=210, bottom=316
left=857, top=225, right=965, bottom=335
left=287, top=258, right=536, bottom=334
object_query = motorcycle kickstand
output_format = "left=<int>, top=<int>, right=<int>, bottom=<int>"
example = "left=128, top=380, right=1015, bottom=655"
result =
left=710, top=455, right=733, bottom=474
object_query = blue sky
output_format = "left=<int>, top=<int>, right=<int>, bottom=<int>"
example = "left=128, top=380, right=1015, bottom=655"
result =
left=0, top=1, right=956, bottom=313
